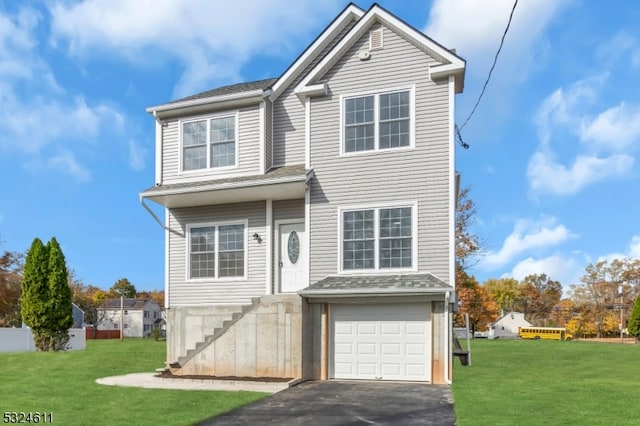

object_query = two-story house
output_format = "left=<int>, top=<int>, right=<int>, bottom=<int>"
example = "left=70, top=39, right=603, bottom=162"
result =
left=140, top=3, right=465, bottom=384
left=98, top=298, right=163, bottom=338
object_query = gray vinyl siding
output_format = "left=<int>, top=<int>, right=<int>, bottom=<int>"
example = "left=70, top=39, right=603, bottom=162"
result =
left=272, top=20, right=356, bottom=167
left=308, top=24, right=451, bottom=284
left=265, top=100, right=273, bottom=170
left=168, top=201, right=266, bottom=306
left=161, top=105, right=262, bottom=185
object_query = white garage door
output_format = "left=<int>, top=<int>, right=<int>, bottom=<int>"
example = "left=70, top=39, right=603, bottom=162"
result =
left=330, top=303, right=430, bottom=381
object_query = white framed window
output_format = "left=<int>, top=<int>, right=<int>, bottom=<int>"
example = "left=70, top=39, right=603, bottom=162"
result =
left=187, top=220, right=248, bottom=280
left=342, top=87, right=414, bottom=154
left=339, top=203, right=417, bottom=272
left=181, top=113, right=238, bottom=171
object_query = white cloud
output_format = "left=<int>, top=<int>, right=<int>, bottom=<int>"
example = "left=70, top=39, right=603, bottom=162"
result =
left=505, top=255, right=582, bottom=287
left=127, top=139, right=147, bottom=171
left=596, top=31, right=640, bottom=70
left=49, top=0, right=343, bottom=97
left=0, top=6, right=132, bottom=179
left=481, top=217, right=573, bottom=269
left=528, top=75, right=638, bottom=196
left=580, top=102, right=640, bottom=151
left=424, top=0, right=570, bottom=78
left=527, top=151, right=634, bottom=196
left=48, top=150, right=91, bottom=182
left=597, top=235, right=640, bottom=263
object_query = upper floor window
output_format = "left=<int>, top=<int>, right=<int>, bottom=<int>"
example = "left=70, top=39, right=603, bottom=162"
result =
left=182, top=114, right=237, bottom=171
left=188, top=221, right=247, bottom=280
left=343, top=89, right=413, bottom=154
left=341, top=205, right=415, bottom=271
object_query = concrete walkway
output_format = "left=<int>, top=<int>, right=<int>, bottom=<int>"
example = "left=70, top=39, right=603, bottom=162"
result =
left=96, top=372, right=292, bottom=393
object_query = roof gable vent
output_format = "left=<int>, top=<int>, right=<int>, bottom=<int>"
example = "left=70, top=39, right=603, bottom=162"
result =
left=369, top=28, right=383, bottom=50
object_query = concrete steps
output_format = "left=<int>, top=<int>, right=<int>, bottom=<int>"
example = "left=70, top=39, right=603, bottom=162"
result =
left=171, top=297, right=261, bottom=369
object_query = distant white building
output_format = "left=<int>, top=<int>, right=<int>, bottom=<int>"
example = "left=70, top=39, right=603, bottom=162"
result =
left=488, top=312, right=531, bottom=339
left=98, top=298, right=162, bottom=337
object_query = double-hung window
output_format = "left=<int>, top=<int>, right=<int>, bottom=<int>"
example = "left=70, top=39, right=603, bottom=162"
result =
left=188, top=222, right=246, bottom=279
left=343, top=89, right=412, bottom=154
left=342, top=206, right=414, bottom=271
left=182, top=114, right=237, bottom=171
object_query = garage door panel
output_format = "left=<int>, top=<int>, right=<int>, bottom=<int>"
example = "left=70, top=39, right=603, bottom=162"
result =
left=331, top=303, right=431, bottom=382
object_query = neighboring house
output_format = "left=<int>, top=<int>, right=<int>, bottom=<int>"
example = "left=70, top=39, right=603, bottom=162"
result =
left=488, top=312, right=532, bottom=339
left=72, top=303, right=85, bottom=328
left=140, top=4, right=465, bottom=384
left=98, top=298, right=163, bottom=337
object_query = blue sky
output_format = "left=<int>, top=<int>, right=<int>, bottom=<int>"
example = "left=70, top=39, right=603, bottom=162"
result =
left=1, top=0, right=639, bottom=291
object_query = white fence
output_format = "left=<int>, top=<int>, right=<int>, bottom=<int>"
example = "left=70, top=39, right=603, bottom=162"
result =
left=0, top=328, right=86, bottom=352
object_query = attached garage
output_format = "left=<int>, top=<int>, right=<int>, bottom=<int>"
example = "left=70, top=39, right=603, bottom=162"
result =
left=331, top=303, right=431, bottom=381
left=299, top=274, right=454, bottom=384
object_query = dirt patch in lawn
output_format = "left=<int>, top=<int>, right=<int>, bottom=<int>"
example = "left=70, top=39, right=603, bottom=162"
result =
left=580, top=337, right=638, bottom=345
left=156, top=370, right=293, bottom=383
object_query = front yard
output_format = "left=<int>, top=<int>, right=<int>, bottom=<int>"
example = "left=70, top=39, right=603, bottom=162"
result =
left=452, top=339, right=640, bottom=425
left=0, top=339, right=267, bottom=425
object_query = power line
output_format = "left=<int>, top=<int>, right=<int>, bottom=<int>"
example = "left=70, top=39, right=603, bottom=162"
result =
left=456, top=0, right=519, bottom=148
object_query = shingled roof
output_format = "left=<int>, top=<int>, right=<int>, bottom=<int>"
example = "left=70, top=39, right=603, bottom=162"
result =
left=299, top=273, right=452, bottom=297
left=99, top=298, right=154, bottom=310
left=167, top=77, right=277, bottom=105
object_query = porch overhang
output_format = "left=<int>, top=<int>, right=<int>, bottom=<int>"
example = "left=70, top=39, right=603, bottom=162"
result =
left=299, top=273, right=453, bottom=303
left=140, top=165, right=312, bottom=208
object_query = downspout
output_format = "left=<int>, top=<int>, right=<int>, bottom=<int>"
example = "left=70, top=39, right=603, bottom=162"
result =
left=152, top=110, right=163, bottom=186
left=444, top=290, right=452, bottom=385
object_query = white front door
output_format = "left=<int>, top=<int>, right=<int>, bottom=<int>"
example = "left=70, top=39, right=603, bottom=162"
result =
left=331, top=303, right=431, bottom=381
left=279, top=222, right=308, bottom=293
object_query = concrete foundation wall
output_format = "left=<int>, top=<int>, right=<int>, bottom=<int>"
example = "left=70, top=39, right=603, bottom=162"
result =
left=173, top=295, right=303, bottom=378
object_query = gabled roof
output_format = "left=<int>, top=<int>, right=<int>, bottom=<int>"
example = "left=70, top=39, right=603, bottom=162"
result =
left=99, top=298, right=157, bottom=310
left=295, top=3, right=466, bottom=97
left=268, top=3, right=365, bottom=101
left=299, top=273, right=452, bottom=298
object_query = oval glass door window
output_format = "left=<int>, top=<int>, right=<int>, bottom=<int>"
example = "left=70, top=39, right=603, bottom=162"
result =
left=288, top=231, right=300, bottom=264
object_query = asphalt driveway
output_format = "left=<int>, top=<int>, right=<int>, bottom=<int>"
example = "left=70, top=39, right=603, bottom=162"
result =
left=197, top=380, right=456, bottom=425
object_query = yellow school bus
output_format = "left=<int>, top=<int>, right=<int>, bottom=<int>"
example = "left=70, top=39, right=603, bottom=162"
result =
left=518, top=327, right=573, bottom=341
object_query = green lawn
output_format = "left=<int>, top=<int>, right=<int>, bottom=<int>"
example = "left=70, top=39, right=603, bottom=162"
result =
left=0, top=339, right=267, bottom=425
left=452, top=339, right=640, bottom=425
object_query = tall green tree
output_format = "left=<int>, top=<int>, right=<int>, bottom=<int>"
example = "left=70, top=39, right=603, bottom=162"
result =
left=21, top=238, right=50, bottom=332
left=627, top=295, right=640, bottom=341
left=110, top=277, right=136, bottom=298
left=21, top=237, right=73, bottom=351
left=45, top=238, right=73, bottom=350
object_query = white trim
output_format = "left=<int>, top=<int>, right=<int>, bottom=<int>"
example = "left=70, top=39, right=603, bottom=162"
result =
left=305, top=188, right=311, bottom=287
left=147, top=88, right=268, bottom=114
left=164, top=208, right=170, bottom=309
left=269, top=4, right=365, bottom=101
left=265, top=199, right=273, bottom=295
left=339, top=86, right=416, bottom=156
left=274, top=219, right=306, bottom=293
left=448, top=75, right=455, bottom=288
left=337, top=201, right=419, bottom=274
left=153, top=112, right=162, bottom=185
left=305, top=97, right=311, bottom=169
left=259, top=101, right=265, bottom=175
left=295, top=5, right=465, bottom=97
left=185, top=219, right=249, bottom=282
left=178, top=111, right=240, bottom=174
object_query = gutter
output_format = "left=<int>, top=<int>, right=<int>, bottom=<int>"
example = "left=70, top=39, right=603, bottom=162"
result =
left=146, top=89, right=272, bottom=115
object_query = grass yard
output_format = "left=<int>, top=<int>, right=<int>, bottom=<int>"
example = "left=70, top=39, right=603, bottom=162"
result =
left=0, top=339, right=267, bottom=425
left=452, top=339, right=640, bottom=425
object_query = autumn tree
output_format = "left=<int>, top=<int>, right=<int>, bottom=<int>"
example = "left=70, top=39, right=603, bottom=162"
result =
left=110, top=277, right=137, bottom=298
left=0, top=251, right=23, bottom=327
left=455, top=186, right=481, bottom=278
left=521, top=274, right=562, bottom=326
left=627, top=295, right=640, bottom=342
left=484, top=278, right=521, bottom=314
left=455, top=271, right=498, bottom=333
